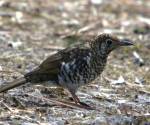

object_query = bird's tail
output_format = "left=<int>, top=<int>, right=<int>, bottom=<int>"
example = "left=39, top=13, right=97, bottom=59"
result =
left=0, top=77, right=27, bottom=93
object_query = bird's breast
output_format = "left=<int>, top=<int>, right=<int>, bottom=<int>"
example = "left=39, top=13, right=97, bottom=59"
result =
left=57, top=54, right=106, bottom=90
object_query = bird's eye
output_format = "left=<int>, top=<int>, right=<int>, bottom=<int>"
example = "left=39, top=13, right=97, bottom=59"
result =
left=106, top=39, right=113, bottom=46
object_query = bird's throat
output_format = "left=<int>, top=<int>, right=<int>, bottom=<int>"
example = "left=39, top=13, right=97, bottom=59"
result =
left=91, top=53, right=107, bottom=75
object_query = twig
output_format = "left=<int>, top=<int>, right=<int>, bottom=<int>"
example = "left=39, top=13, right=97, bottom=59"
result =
left=11, top=114, right=40, bottom=124
left=0, top=70, right=14, bottom=73
left=1, top=101, right=14, bottom=112
left=126, top=82, right=150, bottom=94
left=104, top=76, right=150, bottom=94
left=43, top=45, right=64, bottom=51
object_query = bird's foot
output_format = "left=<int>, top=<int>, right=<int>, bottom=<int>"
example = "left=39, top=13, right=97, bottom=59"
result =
left=78, top=101, right=96, bottom=110
left=69, top=92, right=96, bottom=110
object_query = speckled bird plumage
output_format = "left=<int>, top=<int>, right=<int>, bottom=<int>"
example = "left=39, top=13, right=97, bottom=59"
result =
left=0, top=34, right=133, bottom=106
left=25, top=34, right=112, bottom=93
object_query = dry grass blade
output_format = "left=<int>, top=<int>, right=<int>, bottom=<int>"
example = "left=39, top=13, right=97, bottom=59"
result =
left=125, top=82, right=150, bottom=95
left=1, top=101, right=13, bottom=112
left=0, top=70, right=15, bottom=74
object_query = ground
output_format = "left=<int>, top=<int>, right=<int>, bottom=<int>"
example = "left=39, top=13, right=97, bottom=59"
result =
left=0, top=0, right=150, bottom=125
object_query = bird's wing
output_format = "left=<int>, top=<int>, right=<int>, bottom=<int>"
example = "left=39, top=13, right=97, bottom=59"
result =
left=39, top=46, right=90, bottom=73
left=25, top=46, right=90, bottom=78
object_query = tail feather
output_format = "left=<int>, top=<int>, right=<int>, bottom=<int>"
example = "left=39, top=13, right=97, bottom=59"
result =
left=0, top=77, right=27, bottom=93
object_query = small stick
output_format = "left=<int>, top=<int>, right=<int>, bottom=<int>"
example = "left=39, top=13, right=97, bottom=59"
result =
left=1, top=101, right=14, bottom=112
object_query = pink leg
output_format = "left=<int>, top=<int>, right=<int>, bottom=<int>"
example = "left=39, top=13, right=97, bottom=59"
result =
left=69, top=91, right=94, bottom=110
left=70, top=91, right=80, bottom=104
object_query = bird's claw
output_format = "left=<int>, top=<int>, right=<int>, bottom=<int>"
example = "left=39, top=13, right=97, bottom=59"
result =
left=78, top=101, right=96, bottom=110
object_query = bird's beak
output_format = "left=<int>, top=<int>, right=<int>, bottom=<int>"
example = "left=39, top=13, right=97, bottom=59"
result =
left=119, top=39, right=134, bottom=46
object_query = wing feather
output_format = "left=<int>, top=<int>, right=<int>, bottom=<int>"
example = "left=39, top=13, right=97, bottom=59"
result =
left=25, top=46, right=90, bottom=82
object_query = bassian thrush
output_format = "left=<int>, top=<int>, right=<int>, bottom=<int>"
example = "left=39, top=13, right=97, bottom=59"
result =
left=0, top=34, right=133, bottom=108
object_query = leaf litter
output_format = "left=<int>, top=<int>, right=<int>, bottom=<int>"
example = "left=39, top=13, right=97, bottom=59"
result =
left=0, top=0, right=150, bottom=124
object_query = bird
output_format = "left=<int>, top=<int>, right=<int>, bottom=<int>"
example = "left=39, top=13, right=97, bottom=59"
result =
left=0, top=34, right=133, bottom=108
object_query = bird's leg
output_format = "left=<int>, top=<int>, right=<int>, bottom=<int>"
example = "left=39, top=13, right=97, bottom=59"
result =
left=70, top=91, right=94, bottom=110
left=70, top=91, right=80, bottom=104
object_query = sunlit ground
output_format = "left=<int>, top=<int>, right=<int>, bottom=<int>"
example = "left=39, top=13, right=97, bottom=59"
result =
left=0, top=0, right=149, bottom=124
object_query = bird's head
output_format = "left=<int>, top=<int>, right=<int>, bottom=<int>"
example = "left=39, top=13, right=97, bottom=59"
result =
left=90, top=34, right=133, bottom=56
